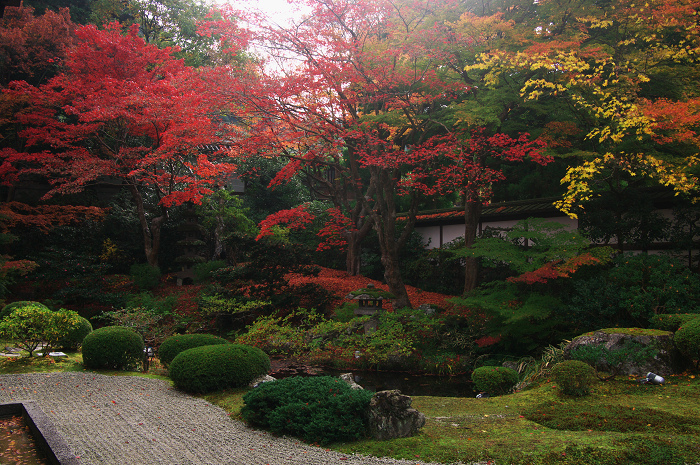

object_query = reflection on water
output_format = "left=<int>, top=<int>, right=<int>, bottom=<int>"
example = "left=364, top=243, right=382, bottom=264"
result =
left=322, top=369, right=476, bottom=397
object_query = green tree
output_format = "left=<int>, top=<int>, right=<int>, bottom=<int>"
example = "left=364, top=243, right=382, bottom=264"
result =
left=0, top=304, right=80, bottom=356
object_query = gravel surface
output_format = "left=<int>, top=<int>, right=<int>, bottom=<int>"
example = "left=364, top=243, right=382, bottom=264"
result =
left=0, top=372, right=449, bottom=465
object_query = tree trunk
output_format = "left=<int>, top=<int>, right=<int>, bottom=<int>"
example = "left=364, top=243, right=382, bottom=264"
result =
left=463, top=200, right=483, bottom=294
left=129, top=184, right=167, bottom=268
left=346, top=232, right=362, bottom=276
left=381, top=238, right=411, bottom=309
left=364, top=167, right=416, bottom=309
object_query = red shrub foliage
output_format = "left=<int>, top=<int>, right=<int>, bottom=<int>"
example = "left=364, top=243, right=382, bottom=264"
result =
left=287, top=267, right=456, bottom=312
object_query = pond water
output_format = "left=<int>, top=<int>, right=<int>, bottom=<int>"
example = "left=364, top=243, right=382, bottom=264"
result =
left=0, top=416, right=49, bottom=465
left=322, top=369, right=477, bottom=397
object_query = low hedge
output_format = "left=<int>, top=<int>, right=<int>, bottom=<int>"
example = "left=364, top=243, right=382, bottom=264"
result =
left=471, top=366, right=519, bottom=396
left=241, top=376, right=374, bottom=444
left=169, top=343, right=270, bottom=394
left=158, top=333, right=229, bottom=366
left=82, top=326, right=144, bottom=370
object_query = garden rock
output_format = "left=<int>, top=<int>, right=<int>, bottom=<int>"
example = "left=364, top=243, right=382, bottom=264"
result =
left=367, top=390, right=425, bottom=440
left=564, top=330, right=689, bottom=376
left=339, top=373, right=363, bottom=390
left=249, top=374, right=276, bottom=388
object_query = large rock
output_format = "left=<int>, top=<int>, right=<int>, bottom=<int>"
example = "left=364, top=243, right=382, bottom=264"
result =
left=367, top=390, right=425, bottom=440
left=564, top=329, right=689, bottom=376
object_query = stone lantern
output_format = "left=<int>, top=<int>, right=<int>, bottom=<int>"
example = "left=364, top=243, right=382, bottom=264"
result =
left=346, top=284, right=395, bottom=334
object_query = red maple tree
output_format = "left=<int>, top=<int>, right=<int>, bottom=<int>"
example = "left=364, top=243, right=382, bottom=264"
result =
left=1, top=22, right=246, bottom=266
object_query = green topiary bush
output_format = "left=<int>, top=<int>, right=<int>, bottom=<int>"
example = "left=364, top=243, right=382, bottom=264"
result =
left=241, top=376, right=374, bottom=444
left=674, top=317, right=700, bottom=368
left=471, top=366, right=519, bottom=395
left=0, top=301, right=50, bottom=321
left=649, top=313, right=700, bottom=332
left=82, top=326, right=144, bottom=370
left=169, top=343, right=270, bottom=393
left=158, top=333, right=229, bottom=366
left=551, top=360, right=596, bottom=396
left=58, top=316, right=93, bottom=350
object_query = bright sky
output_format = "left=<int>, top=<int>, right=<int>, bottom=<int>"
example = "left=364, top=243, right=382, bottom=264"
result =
left=214, top=0, right=309, bottom=26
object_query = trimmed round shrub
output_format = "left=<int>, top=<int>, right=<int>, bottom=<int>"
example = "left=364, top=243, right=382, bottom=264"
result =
left=0, top=301, right=50, bottom=321
left=82, top=326, right=144, bottom=370
left=241, top=376, right=374, bottom=444
left=471, top=366, right=519, bottom=395
left=58, top=316, right=93, bottom=350
left=551, top=360, right=596, bottom=396
left=158, top=333, right=229, bottom=366
left=674, top=317, right=700, bottom=366
left=649, top=313, right=700, bottom=332
left=169, top=343, right=270, bottom=394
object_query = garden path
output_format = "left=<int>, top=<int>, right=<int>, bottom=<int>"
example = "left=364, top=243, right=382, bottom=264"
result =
left=0, top=372, right=448, bottom=465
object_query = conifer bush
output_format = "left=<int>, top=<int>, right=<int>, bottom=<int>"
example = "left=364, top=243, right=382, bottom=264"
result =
left=158, top=333, right=229, bottom=366
left=82, top=326, right=144, bottom=370
left=551, top=360, right=596, bottom=396
left=471, top=366, right=519, bottom=395
left=169, top=343, right=270, bottom=394
left=241, top=376, right=373, bottom=444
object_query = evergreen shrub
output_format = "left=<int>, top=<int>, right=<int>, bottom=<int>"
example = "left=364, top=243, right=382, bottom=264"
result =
left=169, top=343, right=270, bottom=393
left=674, top=318, right=700, bottom=367
left=241, top=376, right=373, bottom=444
left=650, top=313, right=700, bottom=332
left=129, top=263, right=161, bottom=290
left=0, top=301, right=50, bottom=321
left=82, top=326, right=144, bottom=370
left=193, top=260, right=227, bottom=283
left=58, top=315, right=92, bottom=350
left=158, top=333, right=229, bottom=366
left=551, top=360, right=596, bottom=396
left=470, top=366, right=519, bottom=395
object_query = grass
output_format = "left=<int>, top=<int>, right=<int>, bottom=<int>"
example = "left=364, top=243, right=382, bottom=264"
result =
left=2, top=343, right=699, bottom=464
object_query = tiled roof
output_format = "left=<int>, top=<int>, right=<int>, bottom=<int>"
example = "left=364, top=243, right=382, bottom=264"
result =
left=401, top=197, right=562, bottom=225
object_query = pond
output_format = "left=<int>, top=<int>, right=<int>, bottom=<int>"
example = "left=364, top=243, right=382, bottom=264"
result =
left=322, top=369, right=477, bottom=397
left=0, top=416, right=49, bottom=465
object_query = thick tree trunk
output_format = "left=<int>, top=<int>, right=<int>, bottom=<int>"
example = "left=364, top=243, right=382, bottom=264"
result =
left=346, top=233, right=362, bottom=276
left=463, top=200, right=482, bottom=294
left=364, top=167, right=416, bottom=309
left=129, top=184, right=167, bottom=268
left=381, top=239, right=411, bottom=309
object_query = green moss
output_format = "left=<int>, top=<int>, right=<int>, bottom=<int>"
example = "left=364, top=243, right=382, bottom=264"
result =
left=580, top=327, right=672, bottom=337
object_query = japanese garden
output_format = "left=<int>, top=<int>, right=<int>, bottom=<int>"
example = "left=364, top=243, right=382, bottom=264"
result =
left=1, top=0, right=699, bottom=464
